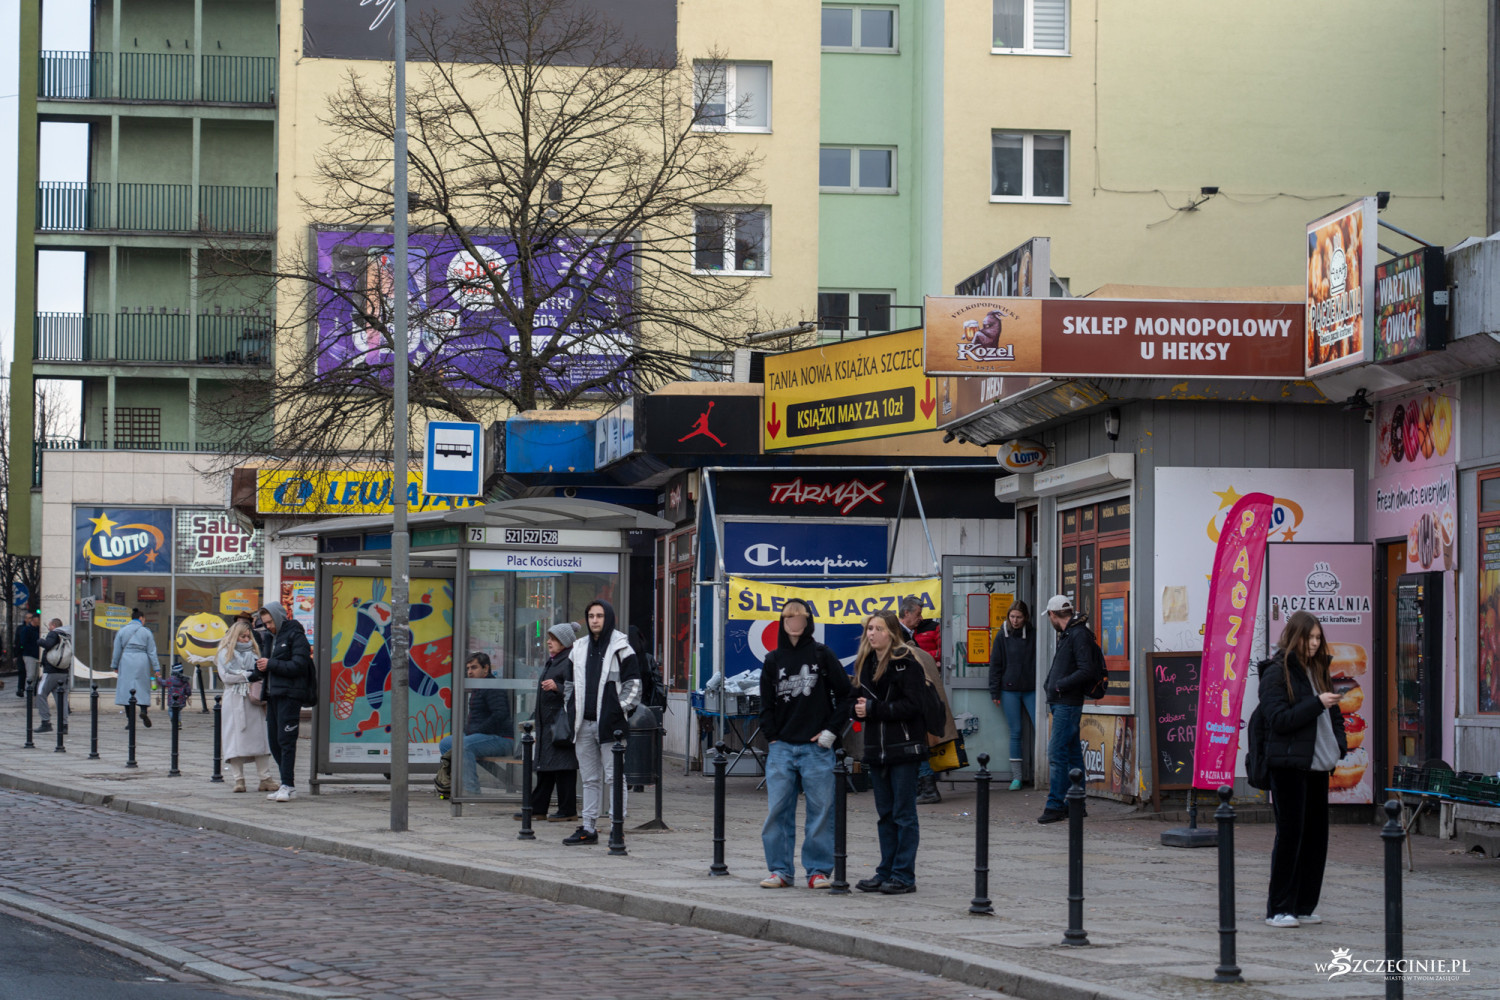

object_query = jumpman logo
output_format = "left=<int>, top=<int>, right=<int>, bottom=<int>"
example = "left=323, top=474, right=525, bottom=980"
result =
left=679, top=401, right=727, bottom=447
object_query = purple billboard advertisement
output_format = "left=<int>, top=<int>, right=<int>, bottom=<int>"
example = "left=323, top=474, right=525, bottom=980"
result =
left=314, top=230, right=634, bottom=392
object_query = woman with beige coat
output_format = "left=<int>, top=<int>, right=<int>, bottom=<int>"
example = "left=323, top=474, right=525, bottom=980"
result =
left=216, top=621, right=276, bottom=793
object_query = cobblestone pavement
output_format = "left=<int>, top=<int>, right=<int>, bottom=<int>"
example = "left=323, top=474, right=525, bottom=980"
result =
left=0, top=789, right=1004, bottom=1000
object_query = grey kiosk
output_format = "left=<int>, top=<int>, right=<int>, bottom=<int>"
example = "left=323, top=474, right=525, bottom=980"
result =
left=276, top=498, right=671, bottom=807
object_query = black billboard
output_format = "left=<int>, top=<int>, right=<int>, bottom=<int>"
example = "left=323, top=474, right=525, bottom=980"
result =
left=639, top=394, right=761, bottom=457
left=712, top=469, right=1013, bottom=521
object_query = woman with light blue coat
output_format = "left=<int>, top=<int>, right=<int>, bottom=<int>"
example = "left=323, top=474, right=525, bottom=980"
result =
left=110, top=608, right=159, bottom=727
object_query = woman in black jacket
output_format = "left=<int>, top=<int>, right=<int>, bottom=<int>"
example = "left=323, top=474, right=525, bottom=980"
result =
left=852, top=610, right=927, bottom=896
left=529, top=622, right=580, bottom=822
left=1259, top=611, right=1346, bottom=928
left=988, top=601, right=1036, bottom=790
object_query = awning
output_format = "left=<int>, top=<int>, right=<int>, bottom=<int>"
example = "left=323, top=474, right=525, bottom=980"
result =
left=274, top=496, right=672, bottom=539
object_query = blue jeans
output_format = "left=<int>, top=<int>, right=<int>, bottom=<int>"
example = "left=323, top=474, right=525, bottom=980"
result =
left=1046, top=703, right=1084, bottom=812
left=868, top=760, right=920, bottom=885
left=439, top=733, right=515, bottom=795
left=1001, top=690, right=1036, bottom=760
left=762, top=741, right=836, bottom=879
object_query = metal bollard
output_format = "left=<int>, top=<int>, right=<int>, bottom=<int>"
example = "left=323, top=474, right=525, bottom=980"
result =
left=125, top=689, right=138, bottom=768
left=970, top=753, right=993, bottom=915
left=168, top=705, right=181, bottom=776
left=1213, top=786, right=1242, bottom=983
left=518, top=722, right=536, bottom=841
left=1063, top=767, right=1090, bottom=945
left=54, top=686, right=66, bottom=753
left=709, top=741, right=729, bottom=876
left=210, top=695, right=224, bottom=782
left=88, top=683, right=100, bottom=760
left=830, top=749, right=850, bottom=895
left=608, top=730, right=627, bottom=856
left=24, top=679, right=35, bottom=749
left=1383, top=799, right=1405, bottom=1000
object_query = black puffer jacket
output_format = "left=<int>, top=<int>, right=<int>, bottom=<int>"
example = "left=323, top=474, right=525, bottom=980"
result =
left=1043, top=615, right=1096, bottom=707
left=856, top=650, right=927, bottom=766
left=534, top=650, right=578, bottom=773
left=988, top=624, right=1035, bottom=696
left=259, top=603, right=316, bottom=704
left=1258, top=650, right=1346, bottom=770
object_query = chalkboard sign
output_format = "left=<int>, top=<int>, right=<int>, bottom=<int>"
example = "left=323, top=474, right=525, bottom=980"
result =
left=1147, top=652, right=1202, bottom=804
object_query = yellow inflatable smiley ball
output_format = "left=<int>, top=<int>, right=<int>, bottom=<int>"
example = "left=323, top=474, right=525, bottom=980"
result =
left=175, top=612, right=228, bottom=665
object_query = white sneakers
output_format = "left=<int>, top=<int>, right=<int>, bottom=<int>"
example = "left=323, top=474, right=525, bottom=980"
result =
left=1296, top=913, right=1322, bottom=924
left=267, top=785, right=297, bottom=802
left=759, top=873, right=790, bottom=888
left=1265, top=913, right=1300, bottom=927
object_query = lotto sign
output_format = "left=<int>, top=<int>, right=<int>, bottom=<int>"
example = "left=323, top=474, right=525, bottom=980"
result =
left=75, top=508, right=173, bottom=573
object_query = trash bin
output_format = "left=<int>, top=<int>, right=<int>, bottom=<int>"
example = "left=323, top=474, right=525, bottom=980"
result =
left=625, top=703, right=662, bottom=786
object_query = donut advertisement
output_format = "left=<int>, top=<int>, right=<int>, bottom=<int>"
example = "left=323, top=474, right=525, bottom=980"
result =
left=1268, top=543, right=1375, bottom=805
left=1371, top=389, right=1457, bottom=573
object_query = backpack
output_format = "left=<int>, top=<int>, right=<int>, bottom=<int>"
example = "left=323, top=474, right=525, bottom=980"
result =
left=900, top=661, right=949, bottom=739
left=637, top=653, right=665, bottom=711
left=166, top=673, right=193, bottom=710
left=1246, top=704, right=1271, bottom=790
left=1085, top=638, right=1110, bottom=700
left=43, top=633, right=73, bottom=670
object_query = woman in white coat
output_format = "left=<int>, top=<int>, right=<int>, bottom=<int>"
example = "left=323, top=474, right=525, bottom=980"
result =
left=216, top=621, right=276, bottom=793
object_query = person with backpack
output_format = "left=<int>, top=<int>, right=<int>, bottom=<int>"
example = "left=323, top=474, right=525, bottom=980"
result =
left=899, top=597, right=948, bottom=805
left=627, top=625, right=666, bottom=712
left=1038, top=595, right=1097, bottom=824
left=756, top=598, right=852, bottom=890
left=110, top=609, right=159, bottom=729
left=1259, top=611, right=1346, bottom=929
left=852, top=610, right=928, bottom=895
left=35, top=618, right=73, bottom=733
left=255, top=602, right=316, bottom=802
left=989, top=600, right=1037, bottom=791
left=563, top=600, right=641, bottom=845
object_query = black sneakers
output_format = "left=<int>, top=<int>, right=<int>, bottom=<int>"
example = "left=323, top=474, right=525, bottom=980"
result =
left=878, top=880, right=916, bottom=895
left=562, top=826, right=599, bottom=845
left=855, top=877, right=885, bottom=893
left=1037, top=809, right=1067, bottom=824
left=35, top=721, right=52, bottom=733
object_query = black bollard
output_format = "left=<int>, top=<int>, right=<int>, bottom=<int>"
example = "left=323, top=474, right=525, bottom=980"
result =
left=210, top=695, right=224, bottom=782
left=1213, top=786, right=1242, bottom=983
left=830, top=749, right=850, bottom=895
left=518, top=722, right=536, bottom=841
left=54, top=685, right=66, bottom=753
left=125, top=689, right=138, bottom=768
left=198, top=666, right=209, bottom=713
left=1063, top=767, right=1090, bottom=945
left=709, top=741, right=729, bottom=876
left=88, top=683, right=100, bottom=760
left=168, top=705, right=181, bottom=776
left=970, top=753, right=993, bottom=915
left=24, top=679, right=35, bottom=748
left=608, top=729, right=627, bottom=856
left=1383, top=799, right=1405, bottom=1000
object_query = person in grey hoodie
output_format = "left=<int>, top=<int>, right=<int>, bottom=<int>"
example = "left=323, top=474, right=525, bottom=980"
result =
left=36, top=619, right=73, bottom=732
left=255, top=602, right=314, bottom=802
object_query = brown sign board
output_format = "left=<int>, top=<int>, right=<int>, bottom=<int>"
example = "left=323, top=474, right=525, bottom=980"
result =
left=924, top=296, right=1305, bottom=380
left=935, top=374, right=1045, bottom=430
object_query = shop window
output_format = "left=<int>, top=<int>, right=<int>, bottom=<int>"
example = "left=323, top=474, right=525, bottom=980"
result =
left=662, top=528, right=696, bottom=690
left=1058, top=496, right=1130, bottom=706
left=1478, top=469, right=1500, bottom=713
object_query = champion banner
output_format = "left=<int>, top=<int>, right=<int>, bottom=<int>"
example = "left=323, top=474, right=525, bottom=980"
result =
left=1191, top=492, right=1275, bottom=790
left=728, top=576, right=941, bottom=624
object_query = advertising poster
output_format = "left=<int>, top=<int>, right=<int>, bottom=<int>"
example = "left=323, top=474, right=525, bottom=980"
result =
left=1480, top=526, right=1500, bottom=714
left=1268, top=543, right=1375, bottom=805
left=923, top=297, right=1303, bottom=380
left=1371, top=389, right=1457, bottom=571
left=174, top=510, right=264, bottom=575
left=1305, top=198, right=1376, bottom=377
left=256, top=468, right=484, bottom=516
left=326, top=576, right=454, bottom=763
left=74, top=508, right=173, bottom=574
left=1374, top=246, right=1447, bottom=363
left=1078, top=713, right=1137, bottom=799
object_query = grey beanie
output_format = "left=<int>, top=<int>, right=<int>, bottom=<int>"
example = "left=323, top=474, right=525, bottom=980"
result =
left=548, top=621, right=580, bottom=647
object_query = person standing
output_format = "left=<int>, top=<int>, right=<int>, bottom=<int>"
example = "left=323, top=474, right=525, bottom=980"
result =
left=216, top=621, right=276, bottom=793
left=530, top=623, right=581, bottom=822
left=440, top=652, right=514, bottom=796
left=255, top=602, right=314, bottom=802
left=16, top=613, right=40, bottom=701
left=36, top=618, right=73, bottom=733
left=898, top=598, right=945, bottom=804
left=852, top=611, right=927, bottom=895
left=110, top=609, right=158, bottom=729
left=1260, top=611, right=1346, bottom=928
left=563, top=600, right=641, bottom=845
left=756, top=598, right=852, bottom=890
left=1038, top=595, right=1094, bottom=824
left=989, top=601, right=1037, bottom=791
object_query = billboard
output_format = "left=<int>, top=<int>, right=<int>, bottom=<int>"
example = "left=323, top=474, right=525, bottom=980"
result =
left=1371, top=389, right=1458, bottom=571
left=1305, top=198, right=1376, bottom=377
left=953, top=237, right=1051, bottom=298
left=75, top=508, right=173, bottom=574
left=1374, top=246, right=1448, bottom=364
left=174, top=509, right=264, bottom=576
left=313, top=230, right=633, bottom=393
left=255, top=468, right=485, bottom=516
left=923, top=297, right=1304, bottom=379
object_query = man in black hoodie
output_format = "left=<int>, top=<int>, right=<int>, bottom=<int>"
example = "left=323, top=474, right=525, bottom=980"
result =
left=756, top=598, right=853, bottom=889
left=1038, top=595, right=1096, bottom=824
left=256, top=602, right=315, bottom=802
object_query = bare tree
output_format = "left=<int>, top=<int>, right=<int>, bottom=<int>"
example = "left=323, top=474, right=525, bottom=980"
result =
left=204, top=0, right=773, bottom=468
left=0, top=380, right=72, bottom=662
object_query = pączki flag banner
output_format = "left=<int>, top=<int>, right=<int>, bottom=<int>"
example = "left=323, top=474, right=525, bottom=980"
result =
left=1191, top=492, right=1276, bottom=790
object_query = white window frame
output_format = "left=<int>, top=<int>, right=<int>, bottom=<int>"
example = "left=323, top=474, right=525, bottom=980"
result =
left=990, top=131, right=1069, bottom=204
left=818, top=145, right=898, bottom=194
left=692, top=207, right=770, bottom=276
left=821, top=5, right=900, bottom=54
left=816, top=288, right=897, bottom=340
left=991, top=0, right=1070, bottom=56
left=692, top=61, right=773, bottom=134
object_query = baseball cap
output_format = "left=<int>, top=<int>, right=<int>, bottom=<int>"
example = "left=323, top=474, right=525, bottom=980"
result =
left=1045, top=595, right=1074, bottom=614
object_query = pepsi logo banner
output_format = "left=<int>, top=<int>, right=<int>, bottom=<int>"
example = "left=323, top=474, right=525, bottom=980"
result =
left=75, top=508, right=173, bottom=573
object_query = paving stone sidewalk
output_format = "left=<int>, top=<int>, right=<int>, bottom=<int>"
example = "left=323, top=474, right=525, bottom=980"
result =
left=4, top=692, right=1498, bottom=999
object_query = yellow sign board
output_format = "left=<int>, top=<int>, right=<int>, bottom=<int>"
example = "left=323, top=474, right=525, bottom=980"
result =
left=762, top=328, right=937, bottom=451
left=727, top=575, right=941, bottom=624
left=94, top=604, right=131, bottom=631
left=256, top=469, right=485, bottom=516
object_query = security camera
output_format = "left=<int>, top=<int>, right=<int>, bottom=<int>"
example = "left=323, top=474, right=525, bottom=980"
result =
left=563, top=487, right=578, bottom=499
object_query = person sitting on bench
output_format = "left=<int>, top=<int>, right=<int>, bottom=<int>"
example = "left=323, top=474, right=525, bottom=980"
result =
left=439, top=653, right=513, bottom=795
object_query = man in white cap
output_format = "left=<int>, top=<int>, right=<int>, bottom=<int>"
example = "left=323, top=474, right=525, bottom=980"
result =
left=1038, top=595, right=1095, bottom=823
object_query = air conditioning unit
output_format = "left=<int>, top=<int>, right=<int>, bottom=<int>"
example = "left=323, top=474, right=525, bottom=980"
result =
left=732, top=349, right=767, bottom=383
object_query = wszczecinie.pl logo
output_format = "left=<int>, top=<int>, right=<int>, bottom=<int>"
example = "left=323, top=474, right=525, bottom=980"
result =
left=1319, top=947, right=1471, bottom=982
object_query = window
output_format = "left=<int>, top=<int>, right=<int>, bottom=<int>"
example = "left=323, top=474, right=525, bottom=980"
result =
left=822, top=5, right=898, bottom=52
left=693, top=61, right=771, bottom=132
left=1057, top=496, right=1130, bottom=705
left=688, top=350, right=732, bottom=381
left=993, top=0, right=1068, bottom=54
left=693, top=208, right=768, bottom=274
left=991, top=131, right=1068, bottom=202
left=106, top=407, right=162, bottom=448
left=817, top=289, right=894, bottom=339
left=819, top=146, right=897, bottom=194
left=1478, top=468, right=1500, bottom=713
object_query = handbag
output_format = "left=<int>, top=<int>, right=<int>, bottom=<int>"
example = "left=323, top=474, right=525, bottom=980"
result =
left=247, top=679, right=264, bottom=706
left=928, top=735, right=970, bottom=773
left=549, top=688, right=575, bottom=748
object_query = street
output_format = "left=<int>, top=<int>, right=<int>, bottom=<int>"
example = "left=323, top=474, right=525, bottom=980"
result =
left=0, top=789, right=1003, bottom=1000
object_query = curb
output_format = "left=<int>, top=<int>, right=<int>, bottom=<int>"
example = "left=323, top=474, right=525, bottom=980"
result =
left=0, top=768, right=1160, bottom=1000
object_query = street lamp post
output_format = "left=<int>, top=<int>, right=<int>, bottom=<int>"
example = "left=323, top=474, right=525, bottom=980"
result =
left=389, top=0, right=411, bottom=833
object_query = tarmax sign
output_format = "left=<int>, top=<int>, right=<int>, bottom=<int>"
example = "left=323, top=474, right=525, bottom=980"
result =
left=923, top=297, right=1304, bottom=379
left=712, top=470, right=1011, bottom=520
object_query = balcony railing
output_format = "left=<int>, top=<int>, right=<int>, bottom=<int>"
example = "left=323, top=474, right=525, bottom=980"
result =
left=33, top=438, right=252, bottom=487
left=36, top=181, right=274, bottom=235
left=34, top=312, right=274, bottom=365
left=39, top=50, right=276, bottom=106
